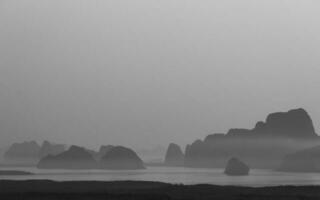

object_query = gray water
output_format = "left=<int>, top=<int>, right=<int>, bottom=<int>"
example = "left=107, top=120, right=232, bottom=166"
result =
left=1, top=166, right=320, bottom=187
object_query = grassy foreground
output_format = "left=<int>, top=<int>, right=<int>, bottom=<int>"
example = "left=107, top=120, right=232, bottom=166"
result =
left=1, top=180, right=320, bottom=199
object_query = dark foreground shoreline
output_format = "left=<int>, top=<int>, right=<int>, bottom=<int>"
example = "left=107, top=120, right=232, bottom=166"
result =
left=1, top=180, right=320, bottom=200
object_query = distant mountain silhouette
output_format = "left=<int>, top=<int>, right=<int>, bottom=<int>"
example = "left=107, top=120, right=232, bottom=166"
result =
left=254, top=108, right=316, bottom=138
left=208, top=108, right=316, bottom=139
left=4, top=141, right=40, bottom=163
left=185, top=108, right=320, bottom=169
left=38, top=141, right=66, bottom=158
left=37, top=145, right=97, bottom=169
left=100, top=146, right=145, bottom=170
left=224, top=157, right=250, bottom=176
left=164, top=143, right=184, bottom=166
left=278, top=145, right=320, bottom=172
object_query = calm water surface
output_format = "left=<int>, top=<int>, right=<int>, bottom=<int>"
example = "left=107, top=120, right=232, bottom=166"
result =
left=1, top=166, right=320, bottom=187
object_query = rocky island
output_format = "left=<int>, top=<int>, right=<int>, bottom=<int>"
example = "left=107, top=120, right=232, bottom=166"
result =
left=164, top=143, right=184, bottom=166
left=100, top=146, right=145, bottom=170
left=4, top=141, right=40, bottom=164
left=37, top=145, right=97, bottom=169
left=184, top=108, right=319, bottom=169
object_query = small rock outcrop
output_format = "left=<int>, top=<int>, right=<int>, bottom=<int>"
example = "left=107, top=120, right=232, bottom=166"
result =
left=164, top=143, right=184, bottom=166
left=37, top=145, right=97, bottom=169
left=224, top=157, right=250, bottom=176
left=100, top=146, right=145, bottom=170
left=278, top=145, right=320, bottom=172
left=4, top=141, right=40, bottom=162
left=39, top=141, right=65, bottom=158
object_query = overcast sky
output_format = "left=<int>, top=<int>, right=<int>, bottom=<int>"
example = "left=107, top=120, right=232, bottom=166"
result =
left=0, top=0, right=320, bottom=150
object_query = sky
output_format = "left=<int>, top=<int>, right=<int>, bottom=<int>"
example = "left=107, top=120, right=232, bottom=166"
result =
left=0, top=0, right=320, bottom=150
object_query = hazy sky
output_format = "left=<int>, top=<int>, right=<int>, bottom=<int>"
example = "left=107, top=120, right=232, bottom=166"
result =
left=1, top=0, right=320, bottom=150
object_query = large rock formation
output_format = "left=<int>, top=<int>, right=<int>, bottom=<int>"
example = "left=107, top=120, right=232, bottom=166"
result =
left=38, top=141, right=66, bottom=158
left=185, top=108, right=319, bottom=169
left=211, top=108, right=316, bottom=139
left=100, top=146, right=145, bottom=170
left=37, top=145, right=97, bottom=169
left=164, top=143, right=184, bottom=166
left=224, top=157, right=250, bottom=176
left=256, top=108, right=316, bottom=138
left=221, top=108, right=316, bottom=139
left=278, top=145, right=320, bottom=172
left=4, top=141, right=40, bottom=163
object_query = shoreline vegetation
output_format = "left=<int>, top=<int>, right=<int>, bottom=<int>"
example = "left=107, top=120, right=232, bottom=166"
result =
left=1, top=180, right=320, bottom=199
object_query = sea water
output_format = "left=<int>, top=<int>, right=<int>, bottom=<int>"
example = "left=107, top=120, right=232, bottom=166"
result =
left=1, top=166, right=320, bottom=187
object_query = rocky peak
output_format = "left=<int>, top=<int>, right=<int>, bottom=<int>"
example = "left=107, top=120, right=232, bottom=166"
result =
left=164, top=143, right=184, bottom=166
left=262, top=108, right=316, bottom=138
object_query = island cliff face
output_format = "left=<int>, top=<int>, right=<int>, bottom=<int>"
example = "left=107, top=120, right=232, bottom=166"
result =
left=4, top=141, right=40, bottom=163
left=38, top=141, right=66, bottom=158
left=100, top=146, right=145, bottom=170
left=4, top=141, right=66, bottom=164
left=37, top=146, right=97, bottom=169
left=185, top=108, right=319, bottom=169
left=164, top=143, right=184, bottom=166
left=98, top=145, right=114, bottom=159
left=256, top=108, right=316, bottom=138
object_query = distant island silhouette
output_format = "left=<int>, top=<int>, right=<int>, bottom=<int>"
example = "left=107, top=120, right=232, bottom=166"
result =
left=98, top=145, right=114, bottom=159
left=4, top=141, right=40, bottom=164
left=36, top=145, right=145, bottom=170
left=37, top=145, right=98, bottom=169
left=3, top=108, right=320, bottom=173
left=4, top=141, right=66, bottom=164
left=164, top=143, right=184, bottom=166
left=184, top=108, right=320, bottom=169
left=100, top=146, right=145, bottom=170
left=38, top=141, right=66, bottom=158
